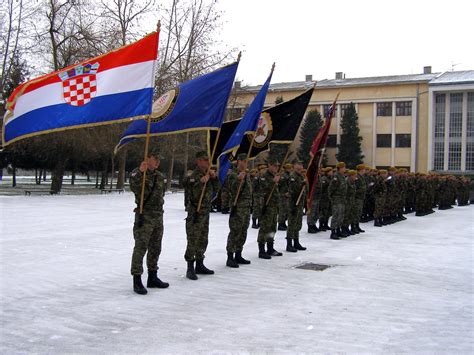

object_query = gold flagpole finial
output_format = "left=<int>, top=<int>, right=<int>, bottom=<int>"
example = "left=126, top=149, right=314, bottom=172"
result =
left=271, top=62, right=276, bottom=73
left=237, top=51, right=242, bottom=62
left=157, top=20, right=161, bottom=32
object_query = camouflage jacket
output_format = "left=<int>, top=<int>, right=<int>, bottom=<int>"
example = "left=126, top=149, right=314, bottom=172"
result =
left=130, top=168, right=165, bottom=214
left=257, top=170, right=280, bottom=205
left=328, top=172, right=348, bottom=203
left=354, top=174, right=367, bottom=200
left=229, top=171, right=252, bottom=207
left=184, top=168, right=219, bottom=213
left=288, top=171, right=306, bottom=207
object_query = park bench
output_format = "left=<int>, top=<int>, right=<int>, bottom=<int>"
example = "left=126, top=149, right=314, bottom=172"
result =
left=24, top=190, right=58, bottom=196
left=100, top=189, right=125, bottom=194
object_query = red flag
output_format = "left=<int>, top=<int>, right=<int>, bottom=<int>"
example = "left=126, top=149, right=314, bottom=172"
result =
left=306, top=94, right=339, bottom=210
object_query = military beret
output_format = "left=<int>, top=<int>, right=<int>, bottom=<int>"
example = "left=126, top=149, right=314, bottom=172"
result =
left=283, top=163, right=293, bottom=169
left=267, top=157, right=281, bottom=165
left=347, top=170, right=357, bottom=176
left=388, top=166, right=397, bottom=172
left=324, top=167, right=333, bottom=173
left=379, top=169, right=388, bottom=174
left=250, top=169, right=257, bottom=174
left=195, top=151, right=209, bottom=160
left=292, top=159, right=303, bottom=165
left=356, top=164, right=366, bottom=170
left=236, top=153, right=248, bottom=161
left=258, top=163, right=267, bottom=169
left=336, top=162, right=346, bottom=169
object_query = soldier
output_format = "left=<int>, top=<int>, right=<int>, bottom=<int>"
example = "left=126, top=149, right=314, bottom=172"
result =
left=183, top=169, right=193, bottom=211
left=286, top=160, right=307, bottom=252
left=354, top=164, right=367, bottom=233
left=328, top=162, right=348, bottom=240
left=342, top=170, right=358, bottom=236
left=252, top=163, right=267, bottom=229
left=129, top=149, right=169, bottom=295
left=277, top=163, right=292, bottom=231
left=183, top=151, right=219, bottom=280
left=225, top=153, right=252, bottom=268
left=373, top=169, right=387, bottom=227
left=256, top=157, right=282, bottom=259
left=220, top=167, right=233, bottom=214
left=307, top=168, right=322, bottom=233
left=385, top=167, right=398, bottom=224
left=318, top=167, right=333, bottom=231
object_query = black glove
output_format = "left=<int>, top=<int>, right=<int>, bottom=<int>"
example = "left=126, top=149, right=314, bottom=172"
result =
left=137, top=213, right=145, bottom=228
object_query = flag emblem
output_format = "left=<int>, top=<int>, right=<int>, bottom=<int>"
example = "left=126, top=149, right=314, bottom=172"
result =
left=253, top=112, right=273, bottom=148
left=58, top=63, right=99, bottom=106
left=151, top=88, right=179, bottom=122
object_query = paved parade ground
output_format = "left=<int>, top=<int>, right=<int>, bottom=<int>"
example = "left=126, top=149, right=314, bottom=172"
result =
left=0, top=192, right=473, bottom=354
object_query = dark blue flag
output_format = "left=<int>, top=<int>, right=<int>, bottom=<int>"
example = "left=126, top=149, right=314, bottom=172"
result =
left=218, top=69, right=273, bottom=184
left=115, top=61, right=239, bottom=152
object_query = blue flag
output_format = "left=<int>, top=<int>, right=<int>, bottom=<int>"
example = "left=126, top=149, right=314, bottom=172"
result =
left=218, top=70, right=273, bottom=184
left=115, top=61, right=239, bottom=152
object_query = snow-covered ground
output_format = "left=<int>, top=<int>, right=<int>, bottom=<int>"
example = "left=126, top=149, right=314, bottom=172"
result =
left=1, top=192, right=473, bottom=354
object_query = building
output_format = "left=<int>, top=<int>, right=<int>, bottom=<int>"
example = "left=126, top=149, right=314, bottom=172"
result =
left=229, top=68, right=474, bottom=174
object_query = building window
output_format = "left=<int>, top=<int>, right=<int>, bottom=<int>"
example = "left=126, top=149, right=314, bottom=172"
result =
left=448, top=142, right=461, bottom=170
left=323, top=104, right=338, bottom=118
left=467, top=92, right=474, bottom=170
left=326, top=134, right=337, bottom=148
left=396, top=101, right=412, bottom=116
left=433, top=93, right=446, bottom=170
left=449, top=93, right=463, bottom=139
left=340, top=103, right=352, bottom=118
left=377, top=102, right=392, bottom=116
left=377, top=134, right=392, bottom=148
left=395, top=134, right=411, bottom=147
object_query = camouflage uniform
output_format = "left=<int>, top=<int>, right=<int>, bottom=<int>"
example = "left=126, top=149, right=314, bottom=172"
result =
left=226, top=171, right=252, bottom=253
left=129, top=168, right=165, bottom=276
left=287, top=170, right=306, bottom=239
left=278, top=169, right=291, bottom=227
left=318, top=173, right=332, bottom=226
left=220, top=171, right=232, bottom=213
left=354, top=172, right=367, bottom=222
left=373, top=174, right=387, bottom=221
left=307, top=173, right=322, bottom=227
left=328, top=171, right=347, bottom=229
left=343, top=177, right=356, bottom=227
left=184, top=168, right=219, bottom=261
left=257, top=169, right=280, bottom=243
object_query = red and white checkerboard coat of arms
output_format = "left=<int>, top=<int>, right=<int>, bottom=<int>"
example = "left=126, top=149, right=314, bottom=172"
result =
left=58, top=62, right=99, bottom=107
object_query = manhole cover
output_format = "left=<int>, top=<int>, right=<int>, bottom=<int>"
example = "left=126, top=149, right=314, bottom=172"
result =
left=295, top=263, right=333, bottom=271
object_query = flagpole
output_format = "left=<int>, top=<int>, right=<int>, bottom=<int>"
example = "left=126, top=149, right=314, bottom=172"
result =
left=138, top=20, right=160, bottom=216
left=196, top=51, right=241, bottom=213
left=264, top=146, right=291, bottom=207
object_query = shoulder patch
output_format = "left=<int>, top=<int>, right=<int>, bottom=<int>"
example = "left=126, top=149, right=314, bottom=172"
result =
left=131, top=171, right=138, bottom=177
left=189, top=179, right=195, bottom=183
left=290, top=178, right=295, bottom=181
left=260, top=178, right=266, bottom=181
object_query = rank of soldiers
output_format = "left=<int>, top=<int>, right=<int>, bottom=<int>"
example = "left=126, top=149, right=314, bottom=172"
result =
left=129, top=150, right=473, bottom=295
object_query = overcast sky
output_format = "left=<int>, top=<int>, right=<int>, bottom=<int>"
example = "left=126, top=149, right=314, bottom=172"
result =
left=215, top=0, right=473, bottom=85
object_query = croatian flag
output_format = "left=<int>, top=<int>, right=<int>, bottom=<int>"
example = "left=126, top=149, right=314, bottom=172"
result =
left=2, top=31, right=159, bottom=146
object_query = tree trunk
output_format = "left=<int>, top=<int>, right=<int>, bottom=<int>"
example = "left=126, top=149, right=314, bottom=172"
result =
left=183, top=132, right=189, bottom=178
left=167, top=136, right=177, bottom=190
left=109, top=152, right=114, bottom=190
left=116, top=148, right=127, bottom=190
left=43, top=169, right=47, bottom=181
left=35, top=168, right=39, bottom=184
left=99, top=159, right=108, bottom=190
left=51, top=156, right=68, bottom=194
left=71, top=169, right=75, bottom=185
left=86, top=171, right=90, bottom=182
left=95, top=170, right=99, bottom=188
left=12, top=166, right=16, bottom=187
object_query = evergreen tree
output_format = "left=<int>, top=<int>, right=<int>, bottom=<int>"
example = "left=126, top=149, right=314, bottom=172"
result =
left=297, top=109, right=323, bottom=166
left=336, top=103, right=364, bottom=168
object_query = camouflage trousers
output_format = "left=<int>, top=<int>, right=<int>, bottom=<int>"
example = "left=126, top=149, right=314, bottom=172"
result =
left=355, top=199, right=364, bottom=220
left=343, top=200, right=356, bottom=226
left=306, top=198, right=320, bottom=226
left=226, top=204, right=251, bottom=253
left=185, top=208, right=210, bottom=261
left=257, top=204, right=278, bottom=243
left=131, top=212, right=163, bottom=275
left=330, top=201, right=345, bottom=229
left=374, top=195, right=386, bottom=218
left=221, top=190, right=230, bottom=210
left=319, top=198, right=332, bottom=220
left=287, top=204, right=304, bottom=239
left=278, top=196, right=289, bottom=224
left=252, top=196, right=261, bottom=220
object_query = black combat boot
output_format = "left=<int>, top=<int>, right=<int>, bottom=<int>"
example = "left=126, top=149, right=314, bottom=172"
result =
left=293, top=237, right=306, bottom=251
left=186, top=261, right=198, bottom=280
left=278, top=222, right=288, bottom=231
left=221, top=207, right=230, bottom=214
left=374, top=218, right=383, bottom=227
left=307, top=224, right=319, bottom=234
left=399, top=213, right=407, bottom=220
left=342, top=226, right=353, bottom=236
left=258, top=243, right=271, bottom=259
left=338, top=227, right=348, bottom=238
left=330, top=229, right=340, bottom=240
left=321, top=220, right=329, bottom=231
left=235, top=251, right=251, bottom=264
left=267, top=241, right=283, bottom=256
left=147, top=270, right=169, bottom=288
left=133, top=275, right=148, bottom=295
left=195, top=259, right=214, bottom=275
left=226, top=252, right=239, bottom=268
left=252, top=217, right=259, bottom=229
left=356, top=223, right=365, bottom=233
left=286, top=238, right=297, bottom=252
left=350, top=224, right=359, bottom=234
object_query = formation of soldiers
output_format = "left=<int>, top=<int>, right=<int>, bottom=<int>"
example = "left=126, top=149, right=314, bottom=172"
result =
left=129, top=149, right=472, bottom=295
